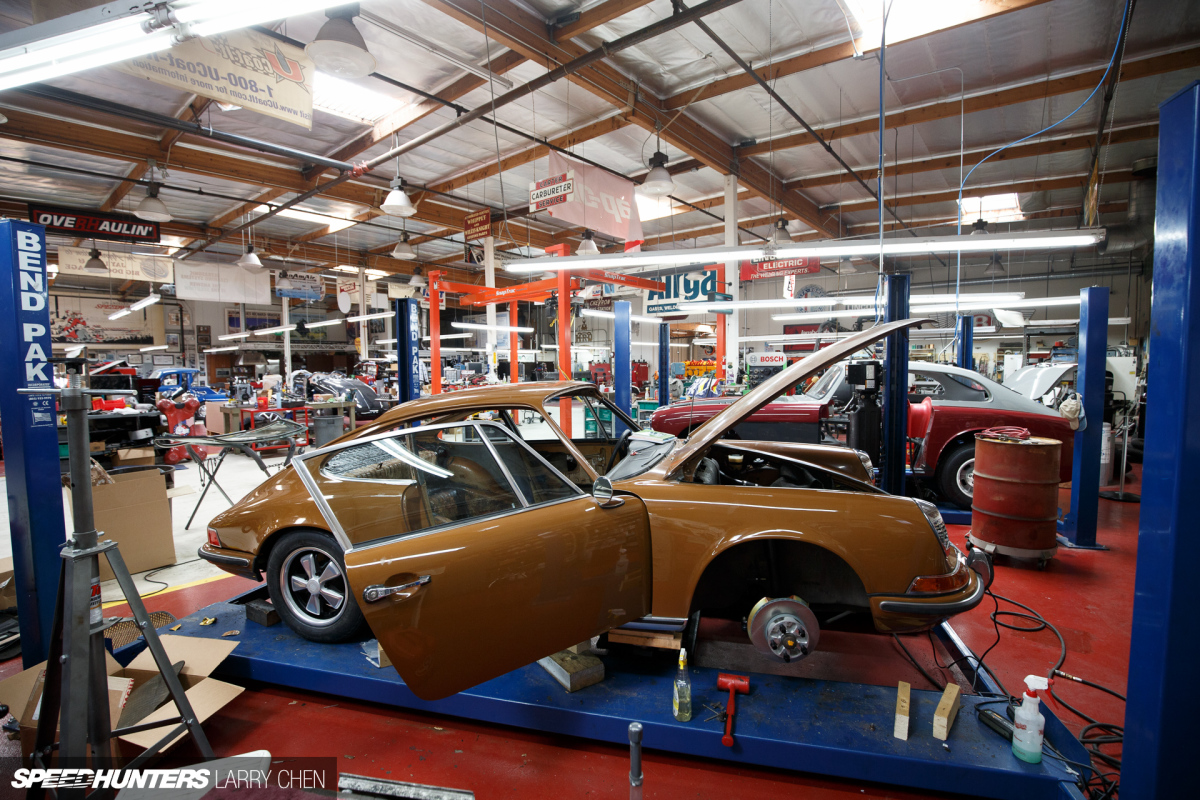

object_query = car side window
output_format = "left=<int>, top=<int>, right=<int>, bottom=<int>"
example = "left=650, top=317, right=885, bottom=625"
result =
left=478, top=425, right=580, bottom=505
left=507, top=408, right=560, bottom=441
left=319, top=425, right=524, bottom=544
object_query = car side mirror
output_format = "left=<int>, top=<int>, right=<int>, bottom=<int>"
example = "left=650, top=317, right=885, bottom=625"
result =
left=592, top=476, right=625, bottom=509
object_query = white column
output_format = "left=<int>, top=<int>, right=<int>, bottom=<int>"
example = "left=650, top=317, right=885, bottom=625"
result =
left=282, top=297, right=291, bottom=378
left=358, top=265, right=368, bottom=359
left=724, top=174, right=740, bottom=378
left=484, top=235, right=498, bottom=380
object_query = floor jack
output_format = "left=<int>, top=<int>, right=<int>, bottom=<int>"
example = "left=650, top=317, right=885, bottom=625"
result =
left=20, top=360, right=214, bottom=798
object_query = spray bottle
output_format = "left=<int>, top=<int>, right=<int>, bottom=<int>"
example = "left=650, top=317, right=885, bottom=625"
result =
left=1012, top=675, right=1049, bottom=763
left=673, top=647, right=692, bottom=722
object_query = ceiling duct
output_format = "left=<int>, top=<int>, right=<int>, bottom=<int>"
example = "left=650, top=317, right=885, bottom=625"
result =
left=1099, top=157, right=1157, bottom=255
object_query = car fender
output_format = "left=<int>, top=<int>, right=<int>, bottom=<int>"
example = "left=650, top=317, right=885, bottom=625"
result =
left=921, top=408, right=1075, bottom=481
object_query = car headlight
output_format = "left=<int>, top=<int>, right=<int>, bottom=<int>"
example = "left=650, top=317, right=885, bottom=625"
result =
left=855, top=449, right=874, bottom=475
left=913, top=498, right=951, bottom=551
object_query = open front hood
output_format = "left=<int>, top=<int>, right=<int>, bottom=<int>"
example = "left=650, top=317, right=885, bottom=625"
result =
left=665, top=318, right=931, bottom=474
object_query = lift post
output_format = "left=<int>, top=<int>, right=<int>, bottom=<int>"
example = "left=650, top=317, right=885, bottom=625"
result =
left=1060, top=286, right=1108, bottom=549
left=509, top=302, right=520, bottom=383
left=1123, top=80, right=1200, bottom=799
left=394, top=298, right=421, bottom=403
left=658, top=322, right=670, bottom=406
left=614, top=301, right=631, bottom=434
left=882, top=274, right=911, bottom=495
left=956, top=314, right=974, bottom=370
left=0, top=220, right=65, bottom=665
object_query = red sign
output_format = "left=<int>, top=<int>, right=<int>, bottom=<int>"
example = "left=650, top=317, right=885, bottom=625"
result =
left=740, top=256, right=818, bottom=281
left=27, top=203, right=160, bottom=244
left=463, top=208, right=492, bottom=242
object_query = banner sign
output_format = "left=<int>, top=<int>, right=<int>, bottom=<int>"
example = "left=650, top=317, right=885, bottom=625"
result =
left=57, top=245, right=173, bottom=283
left=275, top=271, right=324, bottom=300
left=463, top=208, right=492, bottom=241
left=740, top=256, right=818, bottom=281
left=529, top=171, right=575, bottom=212
left=50, top=294, right=157, bottom=345
left=28, top=204, right=159, bottom=244
left=117, top=29, right=314, bottom=129
left=644, top=269, right=718, bottom=315
left=174, top=260, right=271, bottom=304
left=542, top=153, right=643, bottom=243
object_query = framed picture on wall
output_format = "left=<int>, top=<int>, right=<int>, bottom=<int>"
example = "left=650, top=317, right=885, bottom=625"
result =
left=181, top=309, right=192, bottom=328
left=215, top=368, right=231, bottom=378
left=197, top=333, right=212, bottom=346
left=167, top=308, right=182, bottom=327
left=166, top=333, right=180, bottom=349
left=126, top=353, right=143, bottom=365
left=152, top=354, right=174, bottom=366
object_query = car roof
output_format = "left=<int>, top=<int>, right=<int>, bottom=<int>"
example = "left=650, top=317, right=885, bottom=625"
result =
left=375, top=381, right=596, bottom=423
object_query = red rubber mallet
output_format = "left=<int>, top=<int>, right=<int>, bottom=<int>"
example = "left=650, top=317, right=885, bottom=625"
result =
left=717, top=673, right=750, bottom=747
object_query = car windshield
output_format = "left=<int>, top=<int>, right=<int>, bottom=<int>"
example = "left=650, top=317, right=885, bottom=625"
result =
left=804, top=366, right=843, bottom=400
left=607, top=431, right=677, bottom=481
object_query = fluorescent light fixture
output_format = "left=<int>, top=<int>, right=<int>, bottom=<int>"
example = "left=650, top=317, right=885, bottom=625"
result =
left=679, top=292, right=1025, bottom=313
left=375, top=338, right=398, bottom=345
left=107, top=308, right=132, bottom=320
left=218, top=332, right=253, bottom=340
left=140, top=344, right=168, bottom=352
left=511, top=230, right=1103, bottom=273
left=333, top=264, right=388, bottom=280
left=422, top=333, right=472, bottom=341
left=173, top=0, right=354, bottom=38
left=911, top=296, right=1083, bottom=314
left=772, top=309, right=884, bottom=323
left=541, top=344, right=597, bottom=351
left=256, top=204, right=356, bottom=233
left=253, top=324, right=298, bottom=336
left=204, top=345, right=241, bottom=353
left=129, top=292, right=161, bottom=311
left=693, top=337, right=718, bottom=345
left=346, top=311, right=393, bottom=322
left=303, top=318, right=345, bottom=329
left=453, top=322, right=534, bottom=334
left=670, top=343, right=689, bottom=348
left=579, top=308, right=667, bottom=324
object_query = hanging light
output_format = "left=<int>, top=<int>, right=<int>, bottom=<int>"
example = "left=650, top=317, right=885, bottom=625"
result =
left=134, top=161, right=171, bottom=222
left=837, top=257, right=858, bottom=274
left=576, top=230, right=600, bottom=256
left=408, top=266, right=426, bottom=287
left=84, top=246, right=107, bottom=273
left=771, top=217, right=791, bottom=245
left=982, top=253, right=1006, bottom=276
left=640, top=151, right=675, bottom=197
left=238, top=246, right=264, bottom=272
left=380, top=177, right=416, bottom=217
left=971, top=219, right=989, bottom=235
left=275, top=271, right=295, bottom=291
left=391, top=231, right=416, bottom=260
left=305, top=6, right=377, bottom=79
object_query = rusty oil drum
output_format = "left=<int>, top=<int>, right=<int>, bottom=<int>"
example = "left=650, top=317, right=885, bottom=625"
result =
left=968, top=433, right=1062, bottom=561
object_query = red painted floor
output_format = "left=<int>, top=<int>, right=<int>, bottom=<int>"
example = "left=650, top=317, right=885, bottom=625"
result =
left=0, top=471, right=1140, bottom=799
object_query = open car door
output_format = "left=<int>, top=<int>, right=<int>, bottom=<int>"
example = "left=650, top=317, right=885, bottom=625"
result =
left=297, top=420, right=650, bottom=700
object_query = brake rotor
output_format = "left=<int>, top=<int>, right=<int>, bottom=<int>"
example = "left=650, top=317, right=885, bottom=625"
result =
left=747, top=596, right=820, bottom=663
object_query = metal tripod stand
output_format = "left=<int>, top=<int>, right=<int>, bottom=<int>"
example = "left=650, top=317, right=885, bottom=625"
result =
left=1099, top=396, right=1141, bottom=503
left=19, top=360, right=213, bottom=796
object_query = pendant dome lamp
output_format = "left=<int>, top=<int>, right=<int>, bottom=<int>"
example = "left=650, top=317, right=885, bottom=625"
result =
left=84, top=241, right=107, bottom=273
left=576, top=230, right=600, bottom=256
left=134, top=161, right=172, bottom=222
left=982, top=253, right=1006, bottom=276
left=837, top=257, right=858, bottom=275
left=238, top=245, right=263, bottom=272
left=391, top=231, right=416, bottom=260
left=640, top=150, right=674, bottom=197
left=305, top=5, right=376, bottom=79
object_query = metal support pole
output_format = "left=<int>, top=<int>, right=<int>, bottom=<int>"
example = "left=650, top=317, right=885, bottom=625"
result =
left=629, top=722, right=644, bottom=800
left=1060, top=286, right=1108, bottom=548
left=955, top=314, right=974, bottom=370
left=0, top=220, right=65, bottom=665
left=1123, top=79, right=1200, bottom=799
left=510, top=302, right=519, bottom=384
left=723, top=174, right=738, bottom=380
left=357, top=266, right=368, bottom=360
left=558, top=268, right=573, bottom=438
left=881, top=274, right=910, bottom=496
left=658, top=323, right=670, bottom=406
left=430, top=277, right=442, bottom=395
left=615, top=301, right=632, bottom=434
left=484, top=236, right=498, bottom=380
left=395, top=298, right=421, bottom=404
left=282, top=297, right=291, bottom=375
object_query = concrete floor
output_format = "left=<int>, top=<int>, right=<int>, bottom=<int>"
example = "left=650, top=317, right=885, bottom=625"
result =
left=0, top=462, right=1139, bottom=798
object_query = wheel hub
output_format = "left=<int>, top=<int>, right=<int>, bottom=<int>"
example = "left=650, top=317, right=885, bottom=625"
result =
left=280, top=547, right=346, bottom=627
left=747, top=596, right=820, bottom=663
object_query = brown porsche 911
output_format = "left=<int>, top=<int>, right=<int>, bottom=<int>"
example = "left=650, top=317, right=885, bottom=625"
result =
left=201, top=320, right=990, bottom=700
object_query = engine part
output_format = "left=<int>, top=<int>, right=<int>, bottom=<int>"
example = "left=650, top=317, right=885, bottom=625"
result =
left=747, top=596, right=820, bottom=663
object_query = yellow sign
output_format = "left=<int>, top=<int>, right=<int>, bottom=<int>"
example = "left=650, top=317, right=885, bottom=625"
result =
left=117, top=30, right=314, bottom=129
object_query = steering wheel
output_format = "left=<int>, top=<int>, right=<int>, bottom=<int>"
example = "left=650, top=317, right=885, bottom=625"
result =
left=606, top=429, right=634, bottom=473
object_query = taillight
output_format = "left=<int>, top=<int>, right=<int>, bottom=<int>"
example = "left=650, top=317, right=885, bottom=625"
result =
left=907, top=557, right=970, bottom=594
left=207, top=527, right=222, bottom=548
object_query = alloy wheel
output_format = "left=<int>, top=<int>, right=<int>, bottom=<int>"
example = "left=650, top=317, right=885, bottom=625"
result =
left=279, top=546, right=347, bottom=627
left=956, top=457, right=975, bottom=498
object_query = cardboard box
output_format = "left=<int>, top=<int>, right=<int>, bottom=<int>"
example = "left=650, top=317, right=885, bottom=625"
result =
left=0, top=556, right=16, bottom=611
left=204, top=401, right=227, bottom=434
left=114, top=447, right=156, bottom=467
left=0, top=636, right=243, bottom=762
left=70, top=470, right=175, bottom=581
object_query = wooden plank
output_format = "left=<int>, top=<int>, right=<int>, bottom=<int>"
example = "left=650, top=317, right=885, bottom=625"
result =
left=932, top=683, right=962, bottom=741
left=608, top=629, right=683, bottom=650
left=537, top=650, right=605, bottom=692
left=555, top=0, right=656, bottom=41
left=895, top=681, right=911, bottom=741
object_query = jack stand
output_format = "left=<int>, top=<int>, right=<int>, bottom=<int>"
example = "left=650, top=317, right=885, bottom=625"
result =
left=20, top=360, right=213, bottom=797
left=1099, top=403, right=1141, bottom=503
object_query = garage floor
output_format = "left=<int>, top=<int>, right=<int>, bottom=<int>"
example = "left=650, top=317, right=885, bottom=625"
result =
left=0, top=455, right=1137, bottom=798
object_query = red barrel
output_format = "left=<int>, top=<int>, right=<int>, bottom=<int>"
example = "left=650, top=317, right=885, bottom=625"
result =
left=969, top=433, right=1062, bottom=560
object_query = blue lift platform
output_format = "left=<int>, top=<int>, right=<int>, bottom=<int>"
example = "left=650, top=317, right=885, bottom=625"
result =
left=115, top=587, right=1090, bottom=800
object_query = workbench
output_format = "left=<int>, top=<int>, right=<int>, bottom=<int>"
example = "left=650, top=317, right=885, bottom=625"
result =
left=115, top=588, right=1091, bottom=800
left=215, top=399, right=357, bottom=442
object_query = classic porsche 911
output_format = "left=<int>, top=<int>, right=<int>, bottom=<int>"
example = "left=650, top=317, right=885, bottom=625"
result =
left=201, top=320, right=990, bottom=701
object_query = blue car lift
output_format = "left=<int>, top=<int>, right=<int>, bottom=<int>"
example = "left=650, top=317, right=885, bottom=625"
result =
left=114, top=587, right=1090, bottom=800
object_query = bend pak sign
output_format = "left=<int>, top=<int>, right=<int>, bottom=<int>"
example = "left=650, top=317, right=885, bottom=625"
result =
left=27, top=204, right=160, bottom=244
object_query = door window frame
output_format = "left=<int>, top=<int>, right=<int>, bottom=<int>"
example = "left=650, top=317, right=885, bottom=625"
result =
left=291, top=420, right=584, bottom=554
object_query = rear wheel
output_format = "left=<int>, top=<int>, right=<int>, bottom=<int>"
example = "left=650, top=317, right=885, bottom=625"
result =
left=266, top=529, right=368, bottom=643
left=938, top=442, right=975, bottom=510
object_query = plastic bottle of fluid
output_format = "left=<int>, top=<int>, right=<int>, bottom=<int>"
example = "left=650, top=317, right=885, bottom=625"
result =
left=673, top=647, right=693, bottom=722
left=1012, top=675, right=1049, bottom=764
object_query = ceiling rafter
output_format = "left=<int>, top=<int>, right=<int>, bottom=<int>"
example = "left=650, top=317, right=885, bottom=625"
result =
left=554, top=0, right=657, bottom=41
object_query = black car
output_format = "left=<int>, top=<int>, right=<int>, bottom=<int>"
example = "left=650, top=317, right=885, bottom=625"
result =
left=291, top=370, right=386, bottom=420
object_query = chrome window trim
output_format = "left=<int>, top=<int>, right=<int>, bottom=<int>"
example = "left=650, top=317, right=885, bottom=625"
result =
left=474, top=421, right=529, bottom=508
left=292, top=457, right=353, bottom=553
left=474, top=419, right=585, bottom=498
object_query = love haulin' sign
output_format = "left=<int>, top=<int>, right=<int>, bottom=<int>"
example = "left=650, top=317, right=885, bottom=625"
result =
left=27, top=203, right=161, bottom=244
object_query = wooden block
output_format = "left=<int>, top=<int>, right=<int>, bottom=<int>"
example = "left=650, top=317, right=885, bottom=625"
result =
left=932, top=683, right=962, bottom=741
left=537, top=650, right=605, bottom=693
left=894, top=681, right=911, bottom=741
left=244, top=599, right=279, bottom=627
left=607, top=629, right=682, bottom=650
left=566, top=640, right=594, bottom=655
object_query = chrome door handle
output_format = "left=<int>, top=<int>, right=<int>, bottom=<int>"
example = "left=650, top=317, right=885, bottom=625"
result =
left=363, top=575, right=430, bottom=603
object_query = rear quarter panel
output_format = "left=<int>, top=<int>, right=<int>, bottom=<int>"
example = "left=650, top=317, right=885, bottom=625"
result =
left=208, top=466, right=326, bottom=563
left=921, top=406, right=1075, bottom=481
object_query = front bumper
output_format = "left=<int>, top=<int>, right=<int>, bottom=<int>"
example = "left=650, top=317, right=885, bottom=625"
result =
left=874, top=567, right=986, bottom=616
left=198, top=544, right=259, bottom=580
